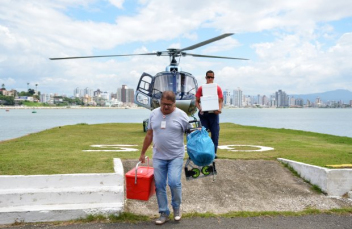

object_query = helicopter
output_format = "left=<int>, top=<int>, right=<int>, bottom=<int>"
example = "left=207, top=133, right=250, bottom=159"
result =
left=50, top=33, right=248, bottom=131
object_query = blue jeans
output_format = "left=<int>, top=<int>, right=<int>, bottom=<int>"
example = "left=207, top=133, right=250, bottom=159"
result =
left=153, top=158, right=183, bottom=215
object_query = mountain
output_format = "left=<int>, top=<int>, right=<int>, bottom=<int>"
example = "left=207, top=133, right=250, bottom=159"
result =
left=291, top=89, right=352, bottom=103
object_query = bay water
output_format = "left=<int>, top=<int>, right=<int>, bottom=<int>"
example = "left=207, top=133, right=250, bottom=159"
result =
left=1, top=108, right=352, bottom=142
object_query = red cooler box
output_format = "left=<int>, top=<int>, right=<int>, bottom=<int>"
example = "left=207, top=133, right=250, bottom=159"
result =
left=125, top=159, right=156, bottom=201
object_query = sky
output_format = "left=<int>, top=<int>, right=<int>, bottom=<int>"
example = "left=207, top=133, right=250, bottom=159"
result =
left=1, top=0, right=352, bottom=97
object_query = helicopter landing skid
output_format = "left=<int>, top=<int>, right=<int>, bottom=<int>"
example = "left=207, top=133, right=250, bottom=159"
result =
left=184, top=158, right=217, bottom=181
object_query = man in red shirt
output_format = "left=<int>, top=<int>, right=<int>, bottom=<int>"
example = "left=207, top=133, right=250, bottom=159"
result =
left=195, top=70, right=223, bottom=157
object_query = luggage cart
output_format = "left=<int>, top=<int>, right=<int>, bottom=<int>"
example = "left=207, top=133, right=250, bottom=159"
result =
left=184, top=119, right=217, bottom=181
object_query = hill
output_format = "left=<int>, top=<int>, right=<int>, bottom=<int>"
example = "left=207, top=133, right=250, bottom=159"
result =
left=291, top=89, right=352, bottom=103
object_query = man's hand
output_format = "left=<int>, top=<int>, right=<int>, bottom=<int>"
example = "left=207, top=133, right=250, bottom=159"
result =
left=139, top=129, right=153, bottom=164
left=214, top=110, right=222, bottom=115
left=139, top=154, right=146, bottom=163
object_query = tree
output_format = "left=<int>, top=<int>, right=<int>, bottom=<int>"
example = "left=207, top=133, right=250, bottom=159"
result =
left=1, top=83, right=4, bottom=90
left=28, top=89, right=35, bottom=96
left=0, top=95, right=15, bottom=105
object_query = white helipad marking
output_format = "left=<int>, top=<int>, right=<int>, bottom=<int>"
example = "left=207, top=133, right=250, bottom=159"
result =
left=83, top=144, right=139, bottom=152
left=90, top=145, right=138, bottom=147
left=218, top=145, right=274, bottom=152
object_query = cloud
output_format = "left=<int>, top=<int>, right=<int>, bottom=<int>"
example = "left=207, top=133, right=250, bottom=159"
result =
left=109, top=0, right=124, bottom=9
left=1, top=0, right=352, bottom=97
left=215, top=31, right=352, bottom=95
left=202, top=37, right=241, bottom=54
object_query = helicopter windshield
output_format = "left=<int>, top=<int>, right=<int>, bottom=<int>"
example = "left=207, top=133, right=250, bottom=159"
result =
left=153, top=73, right=175, bottom=94
left=153, top=72, right=196, bottom=96
left=177, top=73, right=196, bottom=95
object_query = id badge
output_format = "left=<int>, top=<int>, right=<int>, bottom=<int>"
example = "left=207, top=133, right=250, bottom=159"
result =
left=161, top=121, right=166, bottom=129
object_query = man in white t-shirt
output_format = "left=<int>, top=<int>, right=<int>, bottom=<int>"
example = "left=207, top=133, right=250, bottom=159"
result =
left=139, top=91, right=189, bottom=225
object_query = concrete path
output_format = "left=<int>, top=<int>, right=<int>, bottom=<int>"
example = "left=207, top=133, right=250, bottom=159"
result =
left=124, top=159, right=352, bottom=217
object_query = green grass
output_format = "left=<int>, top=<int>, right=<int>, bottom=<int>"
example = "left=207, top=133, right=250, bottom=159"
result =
left=77, top=212, right=149, bottom=223
left=22, top=101, right=50, bottom=107
left=0, top=123, right=352, bottom=175
left=219, top=123, right=352, bottom=166
left=183, top=207, right=352, bottom=218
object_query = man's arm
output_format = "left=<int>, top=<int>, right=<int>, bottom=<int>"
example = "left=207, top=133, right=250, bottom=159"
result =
left=215, top=86, right=223, bottom=115
left=195, top=97, right=202, bottom=112
left=195, top=87, right=202, bottom=113
left=139, top=129, right=153, bottom=163
left=215, top=97, right=223, bottom=115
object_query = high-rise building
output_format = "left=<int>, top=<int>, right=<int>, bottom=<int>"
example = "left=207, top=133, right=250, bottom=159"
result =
left=127, top=88, right=134, bottom=104
left=289, top=96, right=296, bottom=107
left=223, top=89, right=231, bottom=106
left=315, top=97, right=322, bottom=107
left=74, top=87, right=93, bottom=98
left=295, top=98, right=304, bottom=107
left=121, top=85, right=128, bottom=102
left=101, top=91, right=110, bottom=100
left=40, top=94, right=51, bottom=103
left=73, top=87, right=81, bottom=98
left=275, top=89, right=289, bottom=107
left=306, top=99, right=311, bottom=107
left=94, top=89, right=101, bottom=97
left=233, top=88, right=243, bottom=107
left=257, top=94, right=262, bottom=105
left=270, top=94, right=276, bottom=107
left=262, top=95, right=269, bottom=106
left=244, top=95, right=252, bottom=107
left=116, top=87, right=122, bottom=101
left=119, top=85, right=135, bottom=104
left=84, top=88, right=93, bottom=98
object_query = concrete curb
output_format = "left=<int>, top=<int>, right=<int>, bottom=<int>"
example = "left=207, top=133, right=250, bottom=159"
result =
left=278, top=158, right=352, bottom=197
left=0, top=158, right=125, bottom=224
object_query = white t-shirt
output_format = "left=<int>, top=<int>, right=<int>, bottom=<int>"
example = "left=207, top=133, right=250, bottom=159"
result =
left=148, top=107, right=189, bottom=160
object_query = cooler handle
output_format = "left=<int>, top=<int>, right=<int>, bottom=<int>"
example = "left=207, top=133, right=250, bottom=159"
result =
left=135, top=156, right=149, bottom=184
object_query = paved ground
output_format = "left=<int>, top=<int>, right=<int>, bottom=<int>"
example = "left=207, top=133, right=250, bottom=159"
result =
left=1, top=159, right=351, bottom=228
left=2, top=214, right=352, bottom=229
left=124, top=159, right=352, bottom=216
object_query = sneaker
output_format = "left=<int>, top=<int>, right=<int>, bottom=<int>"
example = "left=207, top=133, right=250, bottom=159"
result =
left=173, top=207, right=182, bottom=221
left=155, top=212, right=169, bottom=225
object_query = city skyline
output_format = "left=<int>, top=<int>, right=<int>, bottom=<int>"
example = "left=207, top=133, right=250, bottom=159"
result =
left=2, top=84, right=351, bottom=108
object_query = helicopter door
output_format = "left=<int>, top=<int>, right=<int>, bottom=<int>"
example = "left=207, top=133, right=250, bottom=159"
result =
left=134, top=72, right=153, bottom=109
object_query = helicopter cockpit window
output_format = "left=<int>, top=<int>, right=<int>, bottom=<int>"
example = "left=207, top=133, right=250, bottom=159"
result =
left=137, top=75, right=152, bottom=95
left=152, top=72, right=196, bottom=101
left=177, top=74, right=196, bottom=95
left=153, top=73, right=176, bottom=97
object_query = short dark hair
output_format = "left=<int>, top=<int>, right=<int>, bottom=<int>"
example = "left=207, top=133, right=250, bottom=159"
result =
left=206, top=70, right=214, bottom=76
left=161, top=91, right=176, bottom=103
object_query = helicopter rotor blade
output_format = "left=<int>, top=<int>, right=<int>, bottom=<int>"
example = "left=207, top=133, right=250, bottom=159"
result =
left=49, top=33, right=249, bottom=62
left=182, top=52, right=248, bottom=60
left=179, top=33, right=234, bottom=52
left=49, top=53, right=158, bottom=60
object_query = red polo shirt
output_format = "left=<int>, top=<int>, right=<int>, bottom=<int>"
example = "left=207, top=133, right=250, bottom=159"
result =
left=196, top=85, right=223, bottom=99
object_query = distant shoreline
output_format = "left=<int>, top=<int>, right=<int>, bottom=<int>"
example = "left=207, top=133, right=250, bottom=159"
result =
left=0, top=106, right=146, bottom=109
left=1, top=106, right=351, bottom=110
